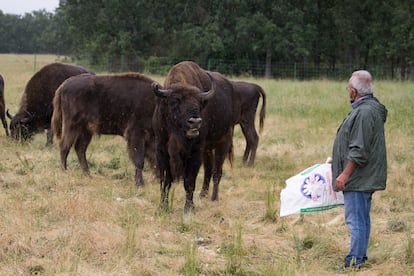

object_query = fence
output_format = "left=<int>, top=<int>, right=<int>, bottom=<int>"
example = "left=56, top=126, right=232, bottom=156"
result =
left=44, top=54, right=414, bottom=81
left=127, top=57, right=414, bottom=81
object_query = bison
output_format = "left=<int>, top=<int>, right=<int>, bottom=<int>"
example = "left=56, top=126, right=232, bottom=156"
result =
left=7, top=62, right=94, bottom=145
left=51, top=72, right=157, bottom=186
left=231, top=81, right=266, bottom=166
left=0, top=74, right=9, bottom=136
left=152, top=61, right=234, bottom=211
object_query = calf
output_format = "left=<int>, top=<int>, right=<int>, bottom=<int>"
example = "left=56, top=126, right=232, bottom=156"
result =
left=231, top=81, right=266, bottom=166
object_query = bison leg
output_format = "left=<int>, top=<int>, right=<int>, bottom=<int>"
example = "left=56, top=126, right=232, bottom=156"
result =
left=1, top=116, right=8, bottom=136
left=240, top=121, right=259, bottom=166
left=46, top=127, right=53, bottom=146
left=127, top=131, right=146, bottom=187
left=156, top=139, right=173, bottom=211
left=184, top=166, right=200, bottom=212
left=59, top=132, right=77, bottom=170
left=210, top=152, right=226, bottom=202
left=74, top=131, right=92, bottom=173
left=211, top=134, right=233, bottom=201
left=160, top=175, right=172, bottom=211
left=183, top=147, right=202, bottom=211
left=144, top=133, right=158, bottom=177
left=200, top=149, right=213, bottom=198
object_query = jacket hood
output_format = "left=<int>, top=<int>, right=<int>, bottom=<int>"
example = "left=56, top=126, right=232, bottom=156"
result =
left=371, top=97, right=388, bottom=123
left=358, top=96, right=387, bottom=123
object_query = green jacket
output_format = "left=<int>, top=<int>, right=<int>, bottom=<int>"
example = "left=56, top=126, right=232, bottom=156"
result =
left=332, top=96, right=388, bottom=192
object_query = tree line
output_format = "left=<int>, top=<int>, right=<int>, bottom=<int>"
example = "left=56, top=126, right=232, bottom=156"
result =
left=0, top=0, right=413, bottom=80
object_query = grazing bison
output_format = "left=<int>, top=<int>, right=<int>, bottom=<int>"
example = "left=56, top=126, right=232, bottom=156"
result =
left=51, top=72, right=157, bottom=186
left=7, top=62, right=94, bottom=145
left=0, top=75, right=9, bottom=136
left=152, top=61, right=234, bottom=211
left=231, top=81, right=266, bottom=166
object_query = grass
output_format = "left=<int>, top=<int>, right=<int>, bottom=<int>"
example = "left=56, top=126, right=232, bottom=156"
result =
left=0, top=54, right=413, bottom=275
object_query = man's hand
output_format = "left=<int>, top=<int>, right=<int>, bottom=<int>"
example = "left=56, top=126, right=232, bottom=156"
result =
left=335, top=173, right=349, bottom=191
left=335, top=161, right=357, bottom=191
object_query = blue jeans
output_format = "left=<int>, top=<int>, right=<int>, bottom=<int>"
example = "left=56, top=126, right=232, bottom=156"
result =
left=344, top=191, right=373, bottom=266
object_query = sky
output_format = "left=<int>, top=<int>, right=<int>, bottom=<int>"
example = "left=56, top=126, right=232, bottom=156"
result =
left=0, top=0, right=59, bottom=15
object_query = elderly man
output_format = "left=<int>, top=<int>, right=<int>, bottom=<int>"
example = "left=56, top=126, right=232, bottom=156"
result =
left=332, top=70, right=387, bottom=269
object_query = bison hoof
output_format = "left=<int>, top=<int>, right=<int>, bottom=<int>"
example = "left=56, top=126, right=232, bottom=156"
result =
left=158, top=201, right=170, bottom=213
left=184, top=201, right=195, bottom=213
left=135, top=181, right=144, bottom=188
left=199, top=190, right=208, bottom=198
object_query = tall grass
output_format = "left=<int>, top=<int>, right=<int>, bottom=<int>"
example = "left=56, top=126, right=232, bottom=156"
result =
left=0, top=54, right=413, bottom=275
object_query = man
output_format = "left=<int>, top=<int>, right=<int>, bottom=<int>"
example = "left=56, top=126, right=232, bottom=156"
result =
left=332, top=70, right=387, bottom=269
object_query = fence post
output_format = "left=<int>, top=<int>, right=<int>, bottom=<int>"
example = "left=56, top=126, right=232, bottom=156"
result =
left=293, top=62, right=297, bottom=80
left=208, top=58, right=211, bottom=71
left=120, top=54, right=125, bottom=72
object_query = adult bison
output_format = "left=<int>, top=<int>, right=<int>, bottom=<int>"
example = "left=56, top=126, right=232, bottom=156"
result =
left=231, top=81, right=266, bottom=166
left=51, top=72, right=157, bottom=186
left=7, top=62, right=94, bottom=145
left=152, top=61, right=234, bottom=211
left=0, top=75, right=9, bottom=136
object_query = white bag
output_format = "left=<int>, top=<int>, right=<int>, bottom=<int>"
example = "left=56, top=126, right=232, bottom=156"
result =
left=279, top=163, right=344, bottom=217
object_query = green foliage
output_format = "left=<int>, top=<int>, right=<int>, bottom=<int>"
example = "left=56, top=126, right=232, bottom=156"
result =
left=264, top=186, right=278, bottom=222
left=182, top=242, right=200, bottom=276
left=221, top=221, right=246, bottom=274
left=0, top=1, right=413, bottom=79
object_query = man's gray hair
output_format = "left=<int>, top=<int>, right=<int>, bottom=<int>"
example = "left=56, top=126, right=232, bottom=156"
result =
left=350, top=70, right=374, bottom=96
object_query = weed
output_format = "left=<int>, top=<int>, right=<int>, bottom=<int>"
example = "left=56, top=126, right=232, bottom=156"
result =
left=222, top=221, right=246, bottom=274
left=387, top=219, right=408, bottom=232
left=264, top=186, right=278, bottom=223
left=182, top=241, right=199, bottom=276
left=106, top=157, right=121, bottom=169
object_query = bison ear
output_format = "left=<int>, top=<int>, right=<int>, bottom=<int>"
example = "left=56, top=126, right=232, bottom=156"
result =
left=152, top=82, right=172, bottom=98
left=201, top=72, right=216, bottom=101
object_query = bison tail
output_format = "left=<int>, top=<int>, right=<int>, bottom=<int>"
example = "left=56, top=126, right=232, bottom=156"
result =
left=258, top=86, right=266, bottom=134
left=51, top=84, right=64, bottom=140
left=228, top=129, right=234, bottom=168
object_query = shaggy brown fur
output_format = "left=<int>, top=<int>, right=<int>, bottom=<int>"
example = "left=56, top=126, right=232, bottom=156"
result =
left=8, top=62, right=94, bottom=145
left=52, top=72, right=157, bottom=186
left=152, top=61, right=234, bottom=211
left=231, top=81, right=266, bottom=166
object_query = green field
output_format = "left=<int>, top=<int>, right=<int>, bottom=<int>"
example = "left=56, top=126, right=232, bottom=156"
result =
left=0, top=54, right=413, bottom=275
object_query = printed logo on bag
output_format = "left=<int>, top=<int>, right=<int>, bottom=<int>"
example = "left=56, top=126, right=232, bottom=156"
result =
left=301, top=173, right=326, bottom=201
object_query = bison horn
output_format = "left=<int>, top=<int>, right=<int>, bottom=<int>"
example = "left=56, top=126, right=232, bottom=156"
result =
left=201, top=72, right=216, bottom=101
left=152, top=82, right=172, bottom=98
left=6, top=109, right=13, bottom=119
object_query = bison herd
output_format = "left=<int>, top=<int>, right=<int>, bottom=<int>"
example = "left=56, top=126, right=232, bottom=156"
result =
left=1, top=61, right=266, bottom=212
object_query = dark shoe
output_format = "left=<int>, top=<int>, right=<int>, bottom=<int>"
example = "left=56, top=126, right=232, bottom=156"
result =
left=344, top=260, right=370, bottom=271
left=344, top=262, right=362, bottom=270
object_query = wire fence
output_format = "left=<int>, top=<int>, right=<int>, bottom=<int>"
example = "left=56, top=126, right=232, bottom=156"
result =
left=61, top=54, right=414, bottom=81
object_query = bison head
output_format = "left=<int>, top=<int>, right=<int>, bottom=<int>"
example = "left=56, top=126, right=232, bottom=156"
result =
left=152, top=72, right=216, bottom=139
left=7, top=110, right=36, bottom=141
